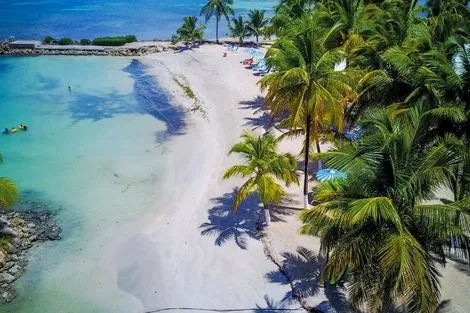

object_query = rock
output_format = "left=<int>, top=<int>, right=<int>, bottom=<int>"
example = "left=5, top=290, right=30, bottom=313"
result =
left=8, top=265, right=21, bottom=277
left=0, top=273, right=15, bottom=283
left=4, top=262, right=14, bottom=269
left=0, top=251, right=5, bottom=267
left=27, top=223, right=35, bottom=228
left=0, top=227, right=18, bottom=237
left=46, top=225, right=61, bottom=240
left=9, top=254, right=18, bottom=261
left=29, top=235, right=37, bottom=242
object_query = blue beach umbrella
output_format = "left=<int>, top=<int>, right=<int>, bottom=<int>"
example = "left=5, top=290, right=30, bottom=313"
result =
left=342, top=126, right=363, bottom=141
left=315, top=168, right=347, bottom=182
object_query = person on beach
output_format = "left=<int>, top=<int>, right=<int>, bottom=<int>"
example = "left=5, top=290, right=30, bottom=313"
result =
left=2, top=128, right=9, bottom=135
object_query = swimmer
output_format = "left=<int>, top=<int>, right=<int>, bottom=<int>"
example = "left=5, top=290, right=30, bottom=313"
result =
left=11, top=127, right=17, bottom=133
left=68, top=86, right=72, bottom=92
left=2, top=128, right=9, bottom=134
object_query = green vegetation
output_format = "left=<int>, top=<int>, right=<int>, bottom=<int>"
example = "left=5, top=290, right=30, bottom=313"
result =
left=43, top=36, right=54, bottom=44
left=0, top=153, right=19, bottom=210
left=246, top=9, right=269, bottom=45
left=200, top=0, right=234, bottom=44
left=92, top=35, right=137, bottom=46
left=173, top=16, right=206, bottom=46
left=223, top=132, right=299, bottom=225
left=221, top=0, right=470, bottom=311
left=172, top=75, right=206, bottom=117
left=58, top=37, right=74, bottom=45
left=228, top=16, right=248, bottom=45
left=80, top=39, right=91, bottom=45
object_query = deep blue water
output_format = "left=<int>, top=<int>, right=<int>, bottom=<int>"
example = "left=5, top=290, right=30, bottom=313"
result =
left=0, top=0, right=276, bottom=41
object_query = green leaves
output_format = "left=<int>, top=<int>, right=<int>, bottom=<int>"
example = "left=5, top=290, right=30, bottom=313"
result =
left=223, top=132, right=299, bottom=211
left=0, top=177, right=18, bottom=210
left=174, top=16, right=206, bottom=45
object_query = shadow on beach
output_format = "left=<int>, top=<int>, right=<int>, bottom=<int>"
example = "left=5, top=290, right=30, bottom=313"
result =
left=199, top=190, right=297, bottom=249
left=199, top=190, right=262, bottom=250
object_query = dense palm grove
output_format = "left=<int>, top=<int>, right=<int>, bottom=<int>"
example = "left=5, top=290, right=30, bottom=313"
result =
left=221, top=0, right=470, bottom=312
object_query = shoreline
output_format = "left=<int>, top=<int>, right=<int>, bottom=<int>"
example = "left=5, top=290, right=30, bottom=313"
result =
left=0, top=40, right=272, bottom=57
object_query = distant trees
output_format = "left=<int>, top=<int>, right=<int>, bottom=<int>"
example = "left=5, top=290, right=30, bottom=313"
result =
left=228, top=16, right=248, bottom=45
left=200, top=0, right=234, bottom=44
left=173, top=16, right=206, bottom=46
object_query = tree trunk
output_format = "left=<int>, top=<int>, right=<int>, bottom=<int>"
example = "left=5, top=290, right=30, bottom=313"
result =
left=303, top=115, right=311, bottom=210
left=256, top=34, right=259, bottom=45
left=316, top=139, right=322, bottom=170
left=263, top=204, right=271, bottom=225
left=216, top=18, right=219, bottom=44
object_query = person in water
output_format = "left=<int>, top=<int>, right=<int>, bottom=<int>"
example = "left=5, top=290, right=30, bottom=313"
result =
left=68, top=86, right=71, bottom=92
left=19, top=124, right=28, bottom=131
left=2, top=128, right=8, bottom=134
left=11, top=127, right=17, bottom=133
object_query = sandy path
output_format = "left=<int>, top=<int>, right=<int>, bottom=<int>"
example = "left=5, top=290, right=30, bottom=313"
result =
left=116, top=45, right=302, bottom=312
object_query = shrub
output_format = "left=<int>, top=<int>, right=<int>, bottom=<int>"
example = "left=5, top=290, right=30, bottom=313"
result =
left=43, top=36, right=54, bottom=44
left=92, top=35, right=137, bottom=46
left=80, top=38, right=91, bottom=45
left=58, top=37, right=74, bottom=45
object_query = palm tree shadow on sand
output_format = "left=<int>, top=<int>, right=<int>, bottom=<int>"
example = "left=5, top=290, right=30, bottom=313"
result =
left=200, top=189, right=294, bottom=250
left=266, top=247, right=325, bottom=304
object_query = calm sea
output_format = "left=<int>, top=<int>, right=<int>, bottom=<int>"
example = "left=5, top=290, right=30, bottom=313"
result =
left=0, top=0, right=276, bottom=41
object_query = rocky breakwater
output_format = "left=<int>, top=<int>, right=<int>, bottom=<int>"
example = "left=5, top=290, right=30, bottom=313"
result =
left=0, top=42, right=171, bottom=56
left=0, top=211, right=61, bottom=304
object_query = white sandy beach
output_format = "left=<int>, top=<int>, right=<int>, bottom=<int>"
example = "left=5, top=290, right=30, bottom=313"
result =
left=112, top=44, right=470, bottom=313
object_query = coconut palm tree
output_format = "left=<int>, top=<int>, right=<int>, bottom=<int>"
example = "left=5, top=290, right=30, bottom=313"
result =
left=259, top=19, right=357, bottom=209
left=246, top=9, right=269, bottom=45
left=0, top=153, right=18, bottom=210
left=200, top=0, right=234, bottom=44
left=223, top=132, right=299, bottom=225
left=175, top=16, right=206, bottom=46
left=228, top=16, right=248, bottom=45
left=300, top=106, right=470, bottom=313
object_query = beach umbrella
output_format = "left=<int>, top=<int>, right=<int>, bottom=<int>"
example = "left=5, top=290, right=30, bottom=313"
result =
left=342, top=126, right=362, bottom=141
left=315, top=168, right=347, bottom=182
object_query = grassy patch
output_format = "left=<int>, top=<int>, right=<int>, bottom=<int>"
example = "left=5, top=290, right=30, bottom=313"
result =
left=172, top=75, right=207, bottom=118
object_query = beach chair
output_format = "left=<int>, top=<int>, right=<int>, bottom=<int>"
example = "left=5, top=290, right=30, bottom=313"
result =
left=252, top=60, right=267, bottom=71
left=227, top=45, right=238, bottom=52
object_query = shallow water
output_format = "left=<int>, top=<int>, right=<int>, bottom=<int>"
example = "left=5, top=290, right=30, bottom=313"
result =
left=0, top=56, right=180, bottom=313
left=0, top=0, right=276, bottom=40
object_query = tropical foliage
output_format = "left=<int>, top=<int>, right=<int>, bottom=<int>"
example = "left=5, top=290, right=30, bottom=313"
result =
left=220, top=0, right=470, bottom=312
left=259, top=18, right=357, bottom=210
left=301, top=106, right=470, bottom=312
left=0, top=153, right=18, bottom=210
left=174, top=16, right=206, bottom=46
left=200, top=0, right=234, bottom=44
left=228, top=16, right=248, bottom=45
left=246, top=9, right=269, bottom=45
left=222, top=132, right=299, bottom=225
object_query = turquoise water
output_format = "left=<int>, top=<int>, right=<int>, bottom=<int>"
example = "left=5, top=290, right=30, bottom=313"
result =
left=0, top=0, right=277, bottom=40
left=0, top=56, right=179, bottom=312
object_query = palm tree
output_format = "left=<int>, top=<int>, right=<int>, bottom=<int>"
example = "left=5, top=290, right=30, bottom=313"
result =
left=175, top=16, right=206, bottom=46
left=246, top=9, right=269, bottom=45
left=0, top=153, right=19, bottom=210
left=300, top=106, right=470, bottom=313
left=223, top=132, right=299, bottom=225
left=259, top=20, right=357, bottom=209
left=228, top=16, right=247, bottom=45
left=200, top=0, right=234, bottom=44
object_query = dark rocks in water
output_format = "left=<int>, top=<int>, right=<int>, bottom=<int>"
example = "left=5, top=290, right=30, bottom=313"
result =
left=0, top=210, right=61, bottom=304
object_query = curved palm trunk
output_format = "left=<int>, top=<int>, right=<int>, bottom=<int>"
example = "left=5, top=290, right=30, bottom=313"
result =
left=216, top=17, right=220, bottom=44
left=263, top=203, right=271, bottom=225
left=303, top=114, right=311, bottom=210
left=256, top=34, right=259, bottom=45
